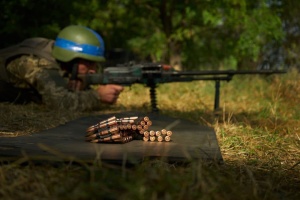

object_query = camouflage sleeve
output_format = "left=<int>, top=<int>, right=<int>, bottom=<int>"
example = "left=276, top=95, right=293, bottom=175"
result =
left=7, top=55, right=104, bottom=111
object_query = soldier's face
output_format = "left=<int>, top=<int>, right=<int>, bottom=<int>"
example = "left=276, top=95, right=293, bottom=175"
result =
left=77, top=59, right=97, bottom=74
left=67, top=59, right=97, bottom=91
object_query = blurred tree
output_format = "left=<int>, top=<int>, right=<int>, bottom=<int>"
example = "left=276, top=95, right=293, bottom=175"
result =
left=0, top=0, right=74, bottom=48
left=273, top=0, right=300, bottom=68
left=0, top=0, right=287, bottom=70
left=71, top=0, right=284, bottom=70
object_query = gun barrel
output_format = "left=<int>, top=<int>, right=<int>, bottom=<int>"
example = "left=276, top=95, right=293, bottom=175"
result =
left=168, top=69, right=287, bottom=76
left=160, top=69, right=287, bottom=83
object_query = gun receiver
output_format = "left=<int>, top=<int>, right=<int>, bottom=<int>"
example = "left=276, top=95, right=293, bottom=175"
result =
left=84, top=63, right=286, bottom=112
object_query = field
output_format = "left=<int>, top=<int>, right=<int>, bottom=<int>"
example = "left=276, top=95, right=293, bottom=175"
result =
left=0, top=69, right=299, bottom=199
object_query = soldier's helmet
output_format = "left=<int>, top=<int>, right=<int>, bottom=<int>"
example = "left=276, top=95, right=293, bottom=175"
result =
left=52, top=25, right=105, bottom=62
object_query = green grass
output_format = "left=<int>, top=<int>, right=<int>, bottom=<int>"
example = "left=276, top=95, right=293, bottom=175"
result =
left=0, top=69, right=299, bottom=199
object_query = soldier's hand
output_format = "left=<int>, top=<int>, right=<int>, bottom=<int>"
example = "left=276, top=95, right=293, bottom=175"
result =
left=97, top=84, right=124, bottom=104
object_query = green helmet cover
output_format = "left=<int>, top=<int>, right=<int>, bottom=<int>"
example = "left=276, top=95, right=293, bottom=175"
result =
left=52, top=25, right=105, bottom=62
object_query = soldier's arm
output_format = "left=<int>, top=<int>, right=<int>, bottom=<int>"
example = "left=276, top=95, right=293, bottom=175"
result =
left=35, top=69, right=104, bottom=111
left=7, top=55, right=104, bottom=111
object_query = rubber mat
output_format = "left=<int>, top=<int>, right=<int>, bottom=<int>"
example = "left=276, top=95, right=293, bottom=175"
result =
left=0, top=112, right=223, bottom=165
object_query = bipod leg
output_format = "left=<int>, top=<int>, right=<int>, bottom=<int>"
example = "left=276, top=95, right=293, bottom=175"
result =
left=149, top=84, right=159, bottom=113
left=214, top=80, right=221, bottom=116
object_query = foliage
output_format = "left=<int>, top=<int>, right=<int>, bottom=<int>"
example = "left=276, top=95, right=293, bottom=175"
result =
left=0, top=0, right=74, bottom=47
left=69, top=0, right=285, bottom=69
left=0, top=0, right=295, bottom=69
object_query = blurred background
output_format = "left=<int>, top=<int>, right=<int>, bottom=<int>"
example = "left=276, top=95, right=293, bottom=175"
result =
left=1, top=0, right=298, bottom=70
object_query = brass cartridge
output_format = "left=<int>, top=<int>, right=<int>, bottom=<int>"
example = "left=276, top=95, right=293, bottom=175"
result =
left=99, top=116, right=116, bottom=125
left=99, top=120, right=117, bottom=129
left=146, top=120, right=152, bottom=126
left=85, top=127, right=120, bottom=140
left=143, top=131, right=150, bottom=137
left=98, top=126, right=119, bottom=136
left=150, top=136, right=156, bottom=142
left=86, top=125, right=97, bottom=134
left=164, top=136, right=171, bottom=142
left=137, top=125, right=143, bottom=130
left=131, top=124, right=137, bottom=130
left=155, top=131, right=161, bottom=137
left=157, top=136, right=163, bottom=142
left=89, top=133, right=121, bottom=143
left=149, top=130, right=155, bottom=136
left=161, top=129, right=167, bottom=135
left=103, top=133, right=122, bottom=141
left=143, top=116, right=150, bottom=122
left=85, top=132, right=113, bottom=141
left=117, top=119, right=135, bottom=124
left=121, top=116, right=138, bottom=120
left=143, top=125, right=149, bottom=130
left=140, top=120, right=146, bottom=126
left=166, top=131, right=172, bottom=136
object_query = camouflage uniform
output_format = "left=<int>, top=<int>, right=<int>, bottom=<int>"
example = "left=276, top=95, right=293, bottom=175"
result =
left=1, top=45, right=103, bottom=111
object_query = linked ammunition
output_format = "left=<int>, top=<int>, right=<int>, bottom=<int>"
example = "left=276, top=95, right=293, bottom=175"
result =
left=85, top=115, right=174, bottom=144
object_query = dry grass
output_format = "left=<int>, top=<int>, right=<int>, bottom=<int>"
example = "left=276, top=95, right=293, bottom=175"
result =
left=0, top=69, right=299, bottom=199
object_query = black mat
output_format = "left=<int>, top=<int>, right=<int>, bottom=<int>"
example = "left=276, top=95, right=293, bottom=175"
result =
left=0, top=112, right=223, bottom=164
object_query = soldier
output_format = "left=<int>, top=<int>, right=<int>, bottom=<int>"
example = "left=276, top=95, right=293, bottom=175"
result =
left=0, top=25, right=124, bottom=111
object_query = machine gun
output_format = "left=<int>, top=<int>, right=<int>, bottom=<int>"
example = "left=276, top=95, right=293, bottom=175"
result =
left=83, top=63, right=286, bottom=112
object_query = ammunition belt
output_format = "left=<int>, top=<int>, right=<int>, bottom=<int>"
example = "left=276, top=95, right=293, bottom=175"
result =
left=85, top=116, right=173, bottom=143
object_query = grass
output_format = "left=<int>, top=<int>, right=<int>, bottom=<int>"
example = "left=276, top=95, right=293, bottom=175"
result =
left=0, top=69, right=299, bottom=199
